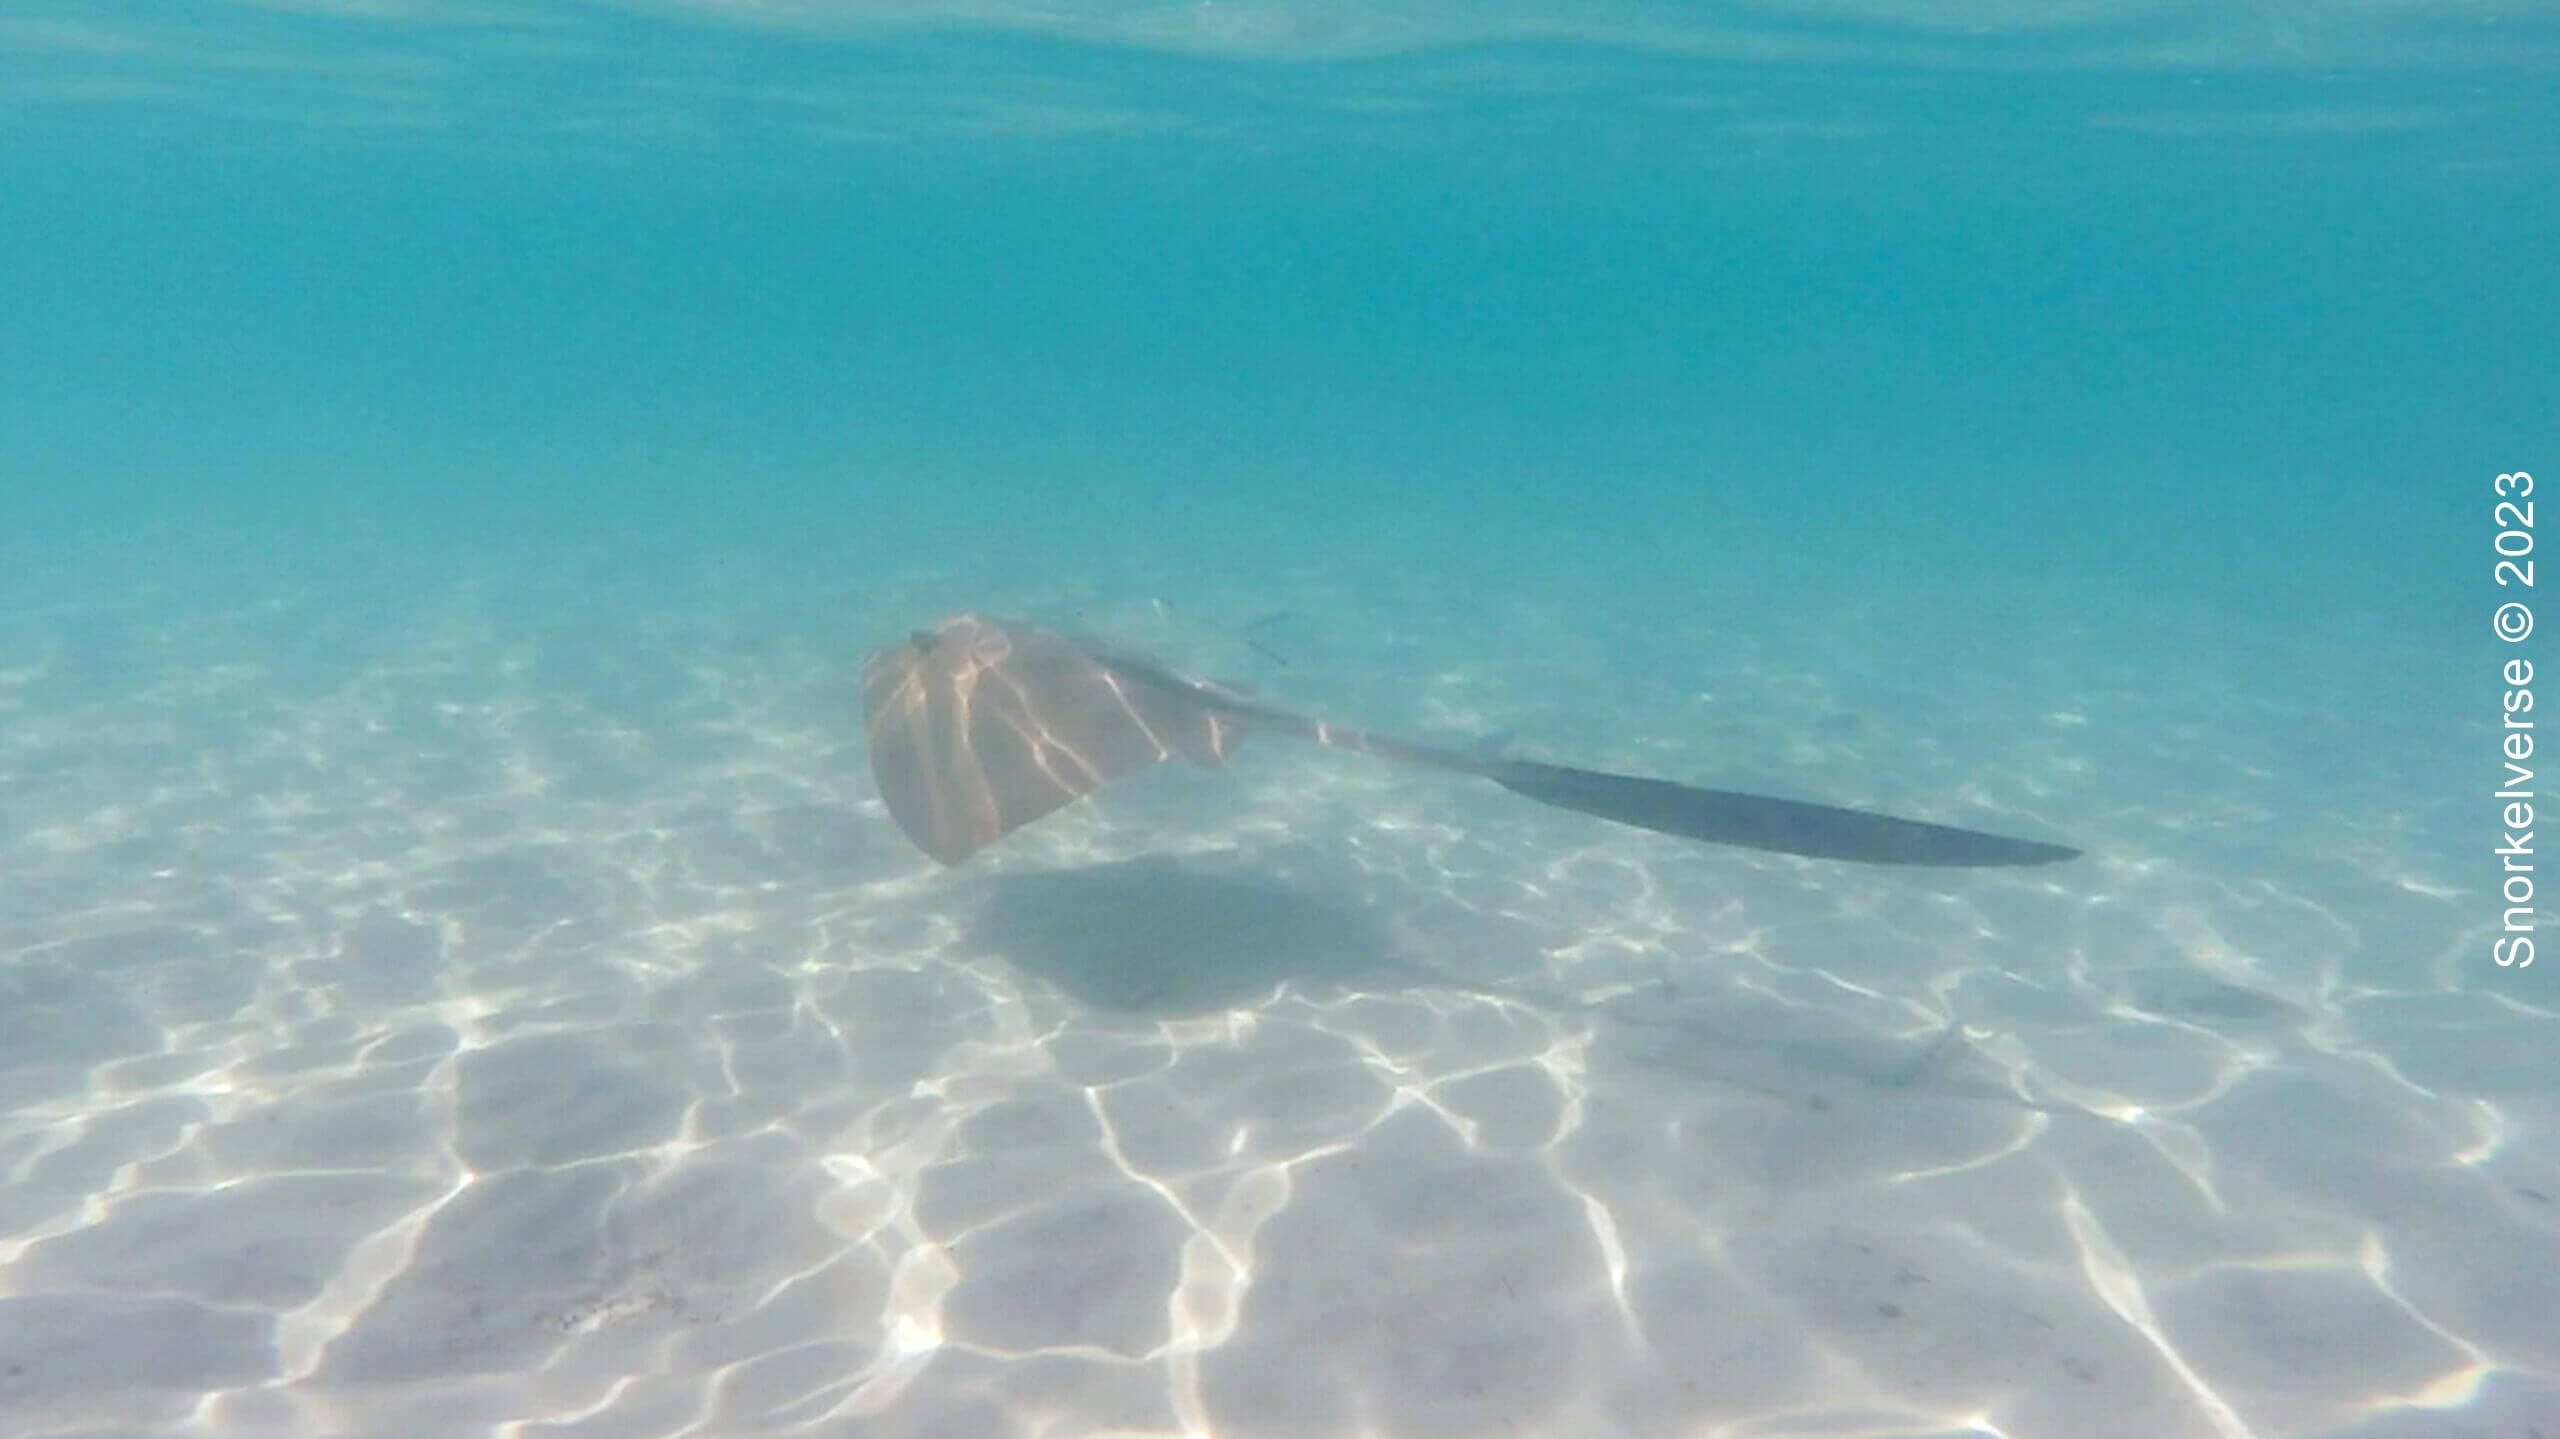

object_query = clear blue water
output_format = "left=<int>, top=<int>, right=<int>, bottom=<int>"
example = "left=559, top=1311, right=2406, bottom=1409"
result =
left=2, top=5, right=2555, bottom=1436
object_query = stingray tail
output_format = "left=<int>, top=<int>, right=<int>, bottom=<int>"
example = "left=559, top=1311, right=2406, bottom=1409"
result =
left=1488, top=759, right=2078, bottom=868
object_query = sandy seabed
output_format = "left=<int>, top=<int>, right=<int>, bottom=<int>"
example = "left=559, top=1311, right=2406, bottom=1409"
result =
left=1, top=555, right=2552, bottom=1439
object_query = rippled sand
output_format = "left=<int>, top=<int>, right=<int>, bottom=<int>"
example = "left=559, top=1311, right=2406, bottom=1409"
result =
left=2, top=555, right=2552, bottom=1438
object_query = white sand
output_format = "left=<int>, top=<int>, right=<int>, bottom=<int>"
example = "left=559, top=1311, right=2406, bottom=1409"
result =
left=0, top=553, right=2552, bottom=1438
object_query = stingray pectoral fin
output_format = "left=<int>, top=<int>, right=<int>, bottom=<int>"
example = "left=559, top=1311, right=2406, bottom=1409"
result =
left=1487, top=759, right=2079, bottom=867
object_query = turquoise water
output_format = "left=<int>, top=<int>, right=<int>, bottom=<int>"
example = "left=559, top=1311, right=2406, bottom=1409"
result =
left=2, top=6, right=2555, bottom=1437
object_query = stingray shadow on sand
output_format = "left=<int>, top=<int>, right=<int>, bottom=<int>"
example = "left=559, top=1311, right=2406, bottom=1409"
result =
left=958, top=852, right=2091, bottom=1125
left=959, top=852, right=1411, bottom=1016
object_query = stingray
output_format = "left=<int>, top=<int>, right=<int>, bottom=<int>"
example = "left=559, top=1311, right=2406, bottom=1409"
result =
left=862, top=612, right=2080, bottom=869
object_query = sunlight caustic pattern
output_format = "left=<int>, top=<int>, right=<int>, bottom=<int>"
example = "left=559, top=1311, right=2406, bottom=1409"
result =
left=0, top=557, right=2554, bottom=1437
